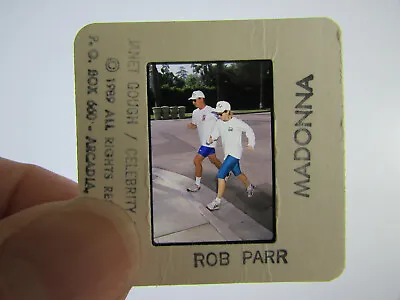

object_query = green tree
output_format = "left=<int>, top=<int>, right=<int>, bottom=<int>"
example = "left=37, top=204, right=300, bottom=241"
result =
left=216, top=62, right=225, bottom=100
left=227, top=61, right=272, bottom=108
left=191, top=63, right=217, bottom=87
left=159, top=64, right=186, bottom=88
left=148, top=63, right=162, bottom=107
left=176, top=66, right=188, bottom=80
left=159, top=64, right=175, bottom=87
left=184, top=74, right=202, bottom=89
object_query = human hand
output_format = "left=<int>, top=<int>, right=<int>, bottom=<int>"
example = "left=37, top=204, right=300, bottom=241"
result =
left=0, top=158, right=137, bottom=300
left=247, top=146, right=254, bottom=150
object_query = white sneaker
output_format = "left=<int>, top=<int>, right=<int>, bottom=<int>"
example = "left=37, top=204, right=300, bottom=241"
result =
left=224, top=171, right=233, bottom=182
left=247, top=184, right=255, bottom=198
left=187, top=184, right=201, bottom=192
left=206, top=199, right=221, bottom=211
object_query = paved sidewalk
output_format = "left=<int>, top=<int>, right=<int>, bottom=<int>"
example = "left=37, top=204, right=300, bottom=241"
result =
left=152, top=167, right=274, bottom=244
left=150, top=113, right=275, bottom=233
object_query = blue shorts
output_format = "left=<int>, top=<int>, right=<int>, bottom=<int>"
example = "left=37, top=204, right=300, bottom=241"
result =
left=217, top=155, right=242, bottom=179
left=198, top=146, right=216, bottom=158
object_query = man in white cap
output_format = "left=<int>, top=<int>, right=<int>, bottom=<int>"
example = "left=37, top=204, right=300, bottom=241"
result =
left=205, top=100, right=256, bottom=211
left=186, top=90, right=228, bottom=192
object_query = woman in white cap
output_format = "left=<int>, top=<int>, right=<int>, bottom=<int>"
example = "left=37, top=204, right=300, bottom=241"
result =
left=206, top=101, right=256, bottom=211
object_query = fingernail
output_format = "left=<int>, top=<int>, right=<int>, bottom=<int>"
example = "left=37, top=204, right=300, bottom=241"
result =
left=0, top=197, right=138, bottom=300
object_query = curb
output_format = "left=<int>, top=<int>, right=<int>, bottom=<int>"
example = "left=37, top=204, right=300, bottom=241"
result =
left=152, top=168, right=273, bottom=242
left=153, top=168, right=241, bottom=241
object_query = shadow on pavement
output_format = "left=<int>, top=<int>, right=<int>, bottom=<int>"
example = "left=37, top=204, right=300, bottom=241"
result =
left=195, top=171, right=275, bottom=232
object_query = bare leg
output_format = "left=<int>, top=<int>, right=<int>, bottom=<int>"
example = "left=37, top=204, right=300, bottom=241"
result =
left=237, top=173, right=255, bottom=197
left=194, top=154, right=205, bottom=178
left=237, top=173, right=251, bottom=189
left=208, top=154, right=222, bottom=169
left=206, top=178, right=226, bottom=210
left=217, top=178, right=226, bottom=198
left=187, top=154, right=206, bottom=192
left=206, top=160, right=232, bottom=210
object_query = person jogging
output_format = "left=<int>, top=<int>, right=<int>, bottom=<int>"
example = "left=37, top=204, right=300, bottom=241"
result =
left=205, top=100, right=256, bottom=211
left=186, top=90, right=229, bottom=192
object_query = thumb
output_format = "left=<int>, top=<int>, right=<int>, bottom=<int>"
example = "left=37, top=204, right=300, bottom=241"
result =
left=0, top=196, right=139, bottom=300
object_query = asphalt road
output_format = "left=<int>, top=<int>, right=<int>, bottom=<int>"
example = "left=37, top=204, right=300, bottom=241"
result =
left=150, top=112, right=275, bottom=232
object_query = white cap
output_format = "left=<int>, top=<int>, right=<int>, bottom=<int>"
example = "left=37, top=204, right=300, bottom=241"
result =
left=214, top=101, right=231, bottom=113
left=188, top=90, right=205, bottom=100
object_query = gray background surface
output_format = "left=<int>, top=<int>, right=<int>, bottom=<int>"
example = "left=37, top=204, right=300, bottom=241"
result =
left=151, top=112, right=274, bottom=239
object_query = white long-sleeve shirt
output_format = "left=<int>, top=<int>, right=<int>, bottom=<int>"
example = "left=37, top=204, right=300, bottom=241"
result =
left=210, top=117, right=256, bottom=159
left=191, top=105, right=218, bottom=148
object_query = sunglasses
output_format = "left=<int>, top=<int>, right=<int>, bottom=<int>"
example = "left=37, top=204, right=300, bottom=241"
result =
left=217, top=110, right=228, bottom=116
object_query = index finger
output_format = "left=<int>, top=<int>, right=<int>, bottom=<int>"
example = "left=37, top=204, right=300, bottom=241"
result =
left=0, top=158, right=79, bottom=219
